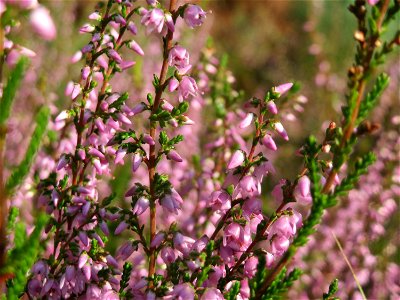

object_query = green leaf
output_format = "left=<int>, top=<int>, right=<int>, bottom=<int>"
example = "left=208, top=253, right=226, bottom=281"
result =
left=5, top=106, right=50, bottom=195
left=323, top=279, right=340, bottom=300
left=0, top=57, right=29, bottom=126
left=5, top=213, right=49, bottom=299
left=357, top=73, right=390, bottom=123
left=225, top=281, right=241, bottom=300
left=260, top=268, right=303, bottom=300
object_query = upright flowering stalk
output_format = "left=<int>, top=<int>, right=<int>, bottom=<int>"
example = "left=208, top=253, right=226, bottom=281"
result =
left=26, top=1, right=150, bottom=298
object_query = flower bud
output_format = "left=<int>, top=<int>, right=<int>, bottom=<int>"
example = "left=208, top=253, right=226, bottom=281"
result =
left=227, top=150, right=245, bottom=169
left=167, top=150, right=183, bottom=162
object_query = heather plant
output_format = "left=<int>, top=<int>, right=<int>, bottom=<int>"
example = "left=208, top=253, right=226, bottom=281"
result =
left=0, top=0, right=398, bottom=299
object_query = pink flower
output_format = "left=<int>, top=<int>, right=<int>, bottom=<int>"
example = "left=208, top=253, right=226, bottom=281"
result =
left=165, top=13, right=175, bottom=32
left=168, top=46, right=190, bottom=73
left=114, top=221, right=129, bottom=235
left=167, top=150, right=183, bottom=162
left=178, top=76, right=198, bottom=100
left=114, top=14, right=126, bottom=26
left=132, top=153, right=142, bottom=172
left=244, top=256, right=258, bottom=278
left=169, top=284, right=195, bottom=300
left=294, top=176, right=312, bottom=205
left=227, top=150, right=245, bottom=169
left=143, top=134, right=155, bottom=145
left=80, top=24, right=95, bottom=34
left=274, top=82, right=293, bottom=95
left=161, top=247, right=176, bottom=264
left=208, top=190, right=231, bottom=212
left=223, top=223, right=251, bottom=251
left=184, top=5, right=206, bottom=28
left=30, top=6, right=56, bottom=40
left=132, top=197, right=149, bottom=216
left=128, top=40, right=144, bottom=56
left=127, top=21, right=138, bottom=35
left=266, top=101, right=278, bottom=114
left=150, top=232, right=165, bottom=248
left=271, top=235, right=290, bottom=256
left=239, top=175, right=261, bottom=197
left=81, top=66, right=90, bottom=80
left=78, top=253, right=88, bottom=268
left=201, top=288, right=224, bottom=300
left=367, top=0, right=379, bottom=5
left=117, top=242, right=135, bottom=260
left=261, top=134, right=277, bottom=151
left=108, top=49, right=122, bottom=64
left=88, top=12, right=101, bottom=21
left=274, top=122, right=289, bottom=141
left=160, top=189, right=183, bottom=215
left=239, top=113, right=253, bottom=129
left=141, top=8, right=165, bottom=34
left=131, top=103, right=146, bottom=115
left=173, top=233, right=195, bottom=256
left=168, top=78, right=180, bottom=92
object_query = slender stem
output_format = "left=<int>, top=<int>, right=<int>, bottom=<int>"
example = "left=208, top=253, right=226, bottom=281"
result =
left=147, top=0, right=177, bottom=286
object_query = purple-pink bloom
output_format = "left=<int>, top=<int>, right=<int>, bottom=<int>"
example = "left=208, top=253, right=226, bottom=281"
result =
left=274, top=82, right=293, bottom=95
left=184, top=5, right=206, bottom=28
left=261, top=134, right=277, bottom=151
left=201, top=288, right=224, bottom=300
left=274, top=122, right=289, bottom=141
left=108, top=49, right=122, bottom=64
left=168, top=78, right=180, bottom=92
left=143, top=134, right=155, bottom=145
left=132, top=153, right=142, bottom=172
left=150, top=232, right=165, bottom=248
left=168, top=46, right=190, bottom=72
left=239, top=113, right=254, bottom=129
left=294, top=176, right=312, bottom=205
left=178, top=76, right=198, bottom=100
left=160, top=189, right=183, bottom=215
left=169, top=283, right=195, bottom=300
left=167, top=150, right=183, bottom=162
left=128, top=40, right=144, bottom=56
left=141, top=8, right=165, bottom=34
left=271, top=235, right=290, bottom=256
left=80, top=24, right=95, bottom=34
left=227, top=150, right=245, bottom=169
left=244, top=256, right=258, bottom=278
left=114, top=221, right=129, bottom=235
left=132, top=197, right=150, bottom=216
left=266, top=101, right=278, bottom=114
left=29, top=6, right=56, bottom=40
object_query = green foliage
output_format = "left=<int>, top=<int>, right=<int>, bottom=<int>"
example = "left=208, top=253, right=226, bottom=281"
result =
left=323, top=279, right=340, bottom=300
left=249, top=255, right=267, bottom=298
left=159, top=132, right=184, bottom=152
left=257, top=267, right=303, bottom=300
left=4, top=212, right=49, bottom=299
left=225, top=281, right=241, bottom=300
left=331, top=152, right=376, bottom=199
left=0, top=57, right=29, bottom=126
left=5, top=106, right=50, bottom=195
left=119, top=262, right=133, bottom=297
left=357, top=73, right=390, bottom=123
